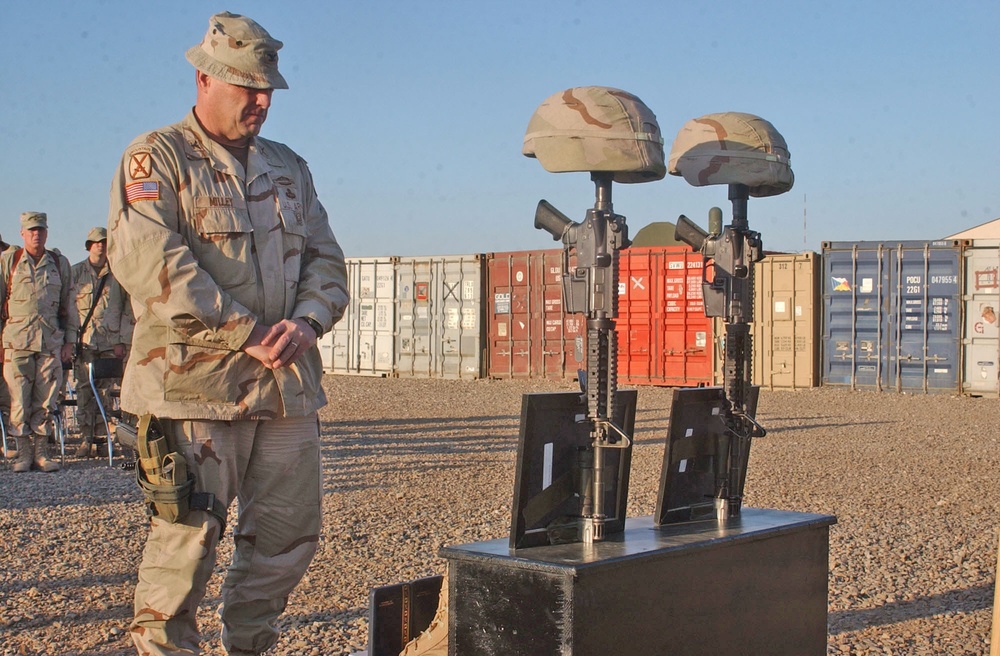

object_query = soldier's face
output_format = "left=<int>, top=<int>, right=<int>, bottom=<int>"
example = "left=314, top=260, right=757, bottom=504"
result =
left=21, top=227, right=47, bottom=254
left=196, top=72, right=273, bottom=147
left=89, top=240, right=107, bottom=262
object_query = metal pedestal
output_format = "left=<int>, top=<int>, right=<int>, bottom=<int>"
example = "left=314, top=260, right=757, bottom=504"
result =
left=440, top=508, right=836, bottom=656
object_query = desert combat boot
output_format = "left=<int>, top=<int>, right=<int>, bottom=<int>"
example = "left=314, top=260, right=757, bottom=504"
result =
left=75, top=436, right=93, bottom=458
left=12, top=437, right=33, bottom=473
left=32, top=434, right=60, bottom=472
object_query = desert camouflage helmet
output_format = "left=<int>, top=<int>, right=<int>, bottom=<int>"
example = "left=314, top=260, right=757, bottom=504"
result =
left=668, top=112, right=794, bottom=197
left=185, top=12, right=287, bottom=90
left=523, top=86, right=666, bottom=184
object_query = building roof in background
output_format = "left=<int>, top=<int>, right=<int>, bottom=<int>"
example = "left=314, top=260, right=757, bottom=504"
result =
left=947, top=217, right=1000, bottom=240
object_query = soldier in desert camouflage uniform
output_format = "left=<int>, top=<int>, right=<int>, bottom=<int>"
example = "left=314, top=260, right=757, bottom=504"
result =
left=0, top=233, right=12, bottom=459
left=0, top=212, right=78, bottom=473
left=108, top=12, right=348, bottom=656
left=70, top=226, right=132, bottom=457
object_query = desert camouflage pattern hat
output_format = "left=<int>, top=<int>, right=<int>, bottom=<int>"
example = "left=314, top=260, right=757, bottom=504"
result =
left=20, top=211, right=48, bottom=230
left=523, top=86, right=666, bottom=184
left=85, top=226, right=107, bottom=247
left=668, top=112, right=794, bottom=197
left=185, top=12, right=288, bottom=90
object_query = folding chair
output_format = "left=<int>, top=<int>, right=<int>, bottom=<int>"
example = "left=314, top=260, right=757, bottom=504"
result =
left=52, top=401, right=68, bottom=467
left=89, top=357, right=124, bottom=468
left=1, top=412, right=8, bottom=461
left=51, top=359, right=77, bottom=467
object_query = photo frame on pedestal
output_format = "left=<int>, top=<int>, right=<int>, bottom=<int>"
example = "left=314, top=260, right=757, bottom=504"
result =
left=509, top=390, right=637, bottom=549
left=654, top=386, right=760, bottom=525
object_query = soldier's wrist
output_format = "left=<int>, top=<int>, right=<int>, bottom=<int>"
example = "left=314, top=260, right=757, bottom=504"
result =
left=297, top=316, right=323, bottom=338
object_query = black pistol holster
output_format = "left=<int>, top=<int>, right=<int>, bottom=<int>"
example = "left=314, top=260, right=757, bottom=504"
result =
left=134, top=414, right=226, bottom=526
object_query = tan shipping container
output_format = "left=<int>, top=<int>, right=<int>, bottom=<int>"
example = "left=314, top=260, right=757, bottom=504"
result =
left=752, top=252, right=821, bottom=389
left=713, top=252, right=821, bottom=389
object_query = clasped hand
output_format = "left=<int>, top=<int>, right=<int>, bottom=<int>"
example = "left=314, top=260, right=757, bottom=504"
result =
left=242, top=318, right=316, bottom=369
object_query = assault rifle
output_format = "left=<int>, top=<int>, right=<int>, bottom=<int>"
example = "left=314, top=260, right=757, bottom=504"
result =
left=535, top=172, right=631, bottom=544
left=674, top=183, right=767, bottom=518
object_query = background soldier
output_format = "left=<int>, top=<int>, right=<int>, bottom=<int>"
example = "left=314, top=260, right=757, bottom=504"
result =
left=108, top=12, right=348, bottom=655
left=71, top=226, right=132, bottom=458
left=0, top=233, right=12, bottom=458
left=0, top=212, right=78, bottom=472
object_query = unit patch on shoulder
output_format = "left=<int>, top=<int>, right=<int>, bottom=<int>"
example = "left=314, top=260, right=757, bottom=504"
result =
left=129, top=152, right=153, bottom=180
left=126, top=181, right=160, bottom=204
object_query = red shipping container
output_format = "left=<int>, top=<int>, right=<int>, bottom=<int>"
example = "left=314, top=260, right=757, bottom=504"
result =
left=616, top=246, right=717, bottom=387
left=487, top=250, right=586, bottom=380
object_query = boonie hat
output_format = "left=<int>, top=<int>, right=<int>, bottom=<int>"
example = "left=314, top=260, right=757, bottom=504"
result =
left=21, top=211, right=48, bottom=230
left=85, top=226, right=107, bottom=248
left=185, top=12, right=287, bottom=90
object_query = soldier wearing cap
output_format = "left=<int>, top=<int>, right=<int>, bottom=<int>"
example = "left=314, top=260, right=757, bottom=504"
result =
left=0, top=234, right=12, bottom=457
left=70, top=226, right=133, bottom=458
left=0, top=212, right=78, bottom=473
left=108, top=12, right=348, bottom=656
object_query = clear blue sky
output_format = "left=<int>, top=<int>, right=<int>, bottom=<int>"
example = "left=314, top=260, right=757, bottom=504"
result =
left=2, top=0, right=997, bottom=259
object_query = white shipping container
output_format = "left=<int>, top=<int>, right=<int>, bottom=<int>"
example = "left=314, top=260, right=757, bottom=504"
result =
left=962, top=239, right=1000, bottom=396
left=326, top=257, right=398, bottom=376
left=396, top=255, right=486, bottom=379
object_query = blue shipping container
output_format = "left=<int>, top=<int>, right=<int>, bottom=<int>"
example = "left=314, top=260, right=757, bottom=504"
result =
left=822, top=240, right=963, bottom=393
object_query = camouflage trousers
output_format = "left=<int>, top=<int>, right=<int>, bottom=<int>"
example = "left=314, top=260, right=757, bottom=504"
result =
left=73, top=347, right=120, bottom=438
left=0, top=363, right=10, bottom=419
left=130, top=414, right=322, bottom=656
left=3, top=349, right=61, bottom=437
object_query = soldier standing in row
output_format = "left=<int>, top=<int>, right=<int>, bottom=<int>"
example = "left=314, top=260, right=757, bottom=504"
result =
left=0, top=212, right=78, bottom=472
left=71, top=226, right=132, bottom=458
left=0, top=232, right=12, bottom=458
left=108, top=12, right=348, bottom=655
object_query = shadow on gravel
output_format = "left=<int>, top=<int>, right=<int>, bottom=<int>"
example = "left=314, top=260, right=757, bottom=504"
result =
left=323, top=461, right=477, bottom=493
left=3, top=572, right=135, bottom=595
left=324, top=415, right=519, bottom=430
left=0, top=469, right=141, bottom=510
left=2, top=599, right=132, bottom=633
left=763, top=419, right=891, bottom=433
left=828, top=583, right=994, bottom=634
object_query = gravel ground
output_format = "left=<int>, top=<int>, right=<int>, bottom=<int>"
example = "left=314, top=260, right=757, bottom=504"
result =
left=0, top=376, right=997, bottom=655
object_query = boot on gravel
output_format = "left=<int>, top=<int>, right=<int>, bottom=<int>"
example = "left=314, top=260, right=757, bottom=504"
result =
left=32, top=434, right=60, bottom=472
left=12, top=437, right=33, bottom=473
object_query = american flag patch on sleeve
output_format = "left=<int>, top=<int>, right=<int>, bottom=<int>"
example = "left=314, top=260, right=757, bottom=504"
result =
left=125, top=181, right=160, bottom=203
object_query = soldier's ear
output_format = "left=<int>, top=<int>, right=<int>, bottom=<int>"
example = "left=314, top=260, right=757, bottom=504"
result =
left=195, top=70, right=213, bottom=93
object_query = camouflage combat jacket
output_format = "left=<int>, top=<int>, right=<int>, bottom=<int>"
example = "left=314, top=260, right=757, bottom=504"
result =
left=108, top=110, right=349, bottom=420
left=0, top=247, right=79, bottom=353
left=71, top=259, right=133, bottom=352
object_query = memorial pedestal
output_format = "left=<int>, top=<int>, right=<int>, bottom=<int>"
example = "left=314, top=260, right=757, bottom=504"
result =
left=441, top=508, right=835, bottom=656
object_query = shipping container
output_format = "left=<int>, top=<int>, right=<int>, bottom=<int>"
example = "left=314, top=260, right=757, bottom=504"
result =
left=486, top=250, right=585, bottom=380
left=318, top=330, right=335, bottom=372
left=616, top=246, right=717, bottom=387
left=962, top=240, right=1000, bottom=396
left=325, top=257, right=398, bottom=376
left=752, top=252, right=821, bottom=389
left=396, top=255, right=487, bottom=379
left=822, top=240, right=963, bottom=393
